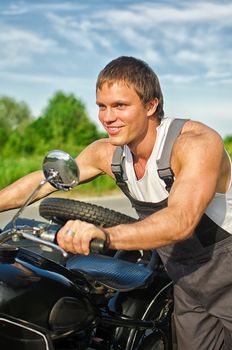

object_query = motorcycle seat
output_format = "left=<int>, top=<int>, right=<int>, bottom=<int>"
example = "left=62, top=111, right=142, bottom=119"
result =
left=66, top=254, right=154, bottom=291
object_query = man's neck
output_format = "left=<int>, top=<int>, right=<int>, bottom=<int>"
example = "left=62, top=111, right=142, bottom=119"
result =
left=130, top=117, right=160, bottom=179
left=130, top=117, right=160, bottom=161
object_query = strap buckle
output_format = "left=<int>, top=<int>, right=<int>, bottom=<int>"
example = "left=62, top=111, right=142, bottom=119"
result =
left=157, top=167, right=174, bottom=192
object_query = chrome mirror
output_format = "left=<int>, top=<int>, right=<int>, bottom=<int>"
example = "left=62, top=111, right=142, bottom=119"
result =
left=43, top=150, right=79, bottom=191
left=10, top=150, right=79, bottom=247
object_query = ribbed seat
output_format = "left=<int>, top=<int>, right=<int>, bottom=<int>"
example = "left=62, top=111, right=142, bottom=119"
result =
left=66, top=254, right=154, bottom=291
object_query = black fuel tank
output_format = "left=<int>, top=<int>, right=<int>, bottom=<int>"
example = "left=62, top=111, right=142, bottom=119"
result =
left=0, top=245, right=96, bottom=337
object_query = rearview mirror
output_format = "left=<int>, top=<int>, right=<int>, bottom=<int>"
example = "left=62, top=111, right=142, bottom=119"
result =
left=43, top=150, right=79, bottom=191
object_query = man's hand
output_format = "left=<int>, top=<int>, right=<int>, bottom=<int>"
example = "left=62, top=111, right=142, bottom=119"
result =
left=56, top=220, right=107, bottom=255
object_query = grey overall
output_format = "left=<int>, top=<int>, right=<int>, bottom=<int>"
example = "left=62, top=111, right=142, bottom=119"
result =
left=111, top=119, right=232, bottom=349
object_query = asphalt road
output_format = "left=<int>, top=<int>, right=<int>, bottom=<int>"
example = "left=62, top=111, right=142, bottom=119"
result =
left=0, top=195, right=138, bottom=228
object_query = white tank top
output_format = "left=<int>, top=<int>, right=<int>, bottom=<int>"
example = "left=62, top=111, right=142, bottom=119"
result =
left=124, top=117, right=232, bottom=234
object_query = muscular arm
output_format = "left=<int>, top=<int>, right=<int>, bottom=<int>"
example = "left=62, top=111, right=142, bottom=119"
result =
left=108, top=123, right=226, bottom=250
left=57, top=122, right=229, bottom=254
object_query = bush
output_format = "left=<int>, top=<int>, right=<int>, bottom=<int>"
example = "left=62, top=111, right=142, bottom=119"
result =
left=0, top=156, right=118, bottom=195
left=224, top=136, right=232, bottom=158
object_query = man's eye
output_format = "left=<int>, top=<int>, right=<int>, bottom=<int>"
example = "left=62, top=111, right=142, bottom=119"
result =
left=116, top=104, right=126, bottom=109
left=98, top=105, right=106, bottom=111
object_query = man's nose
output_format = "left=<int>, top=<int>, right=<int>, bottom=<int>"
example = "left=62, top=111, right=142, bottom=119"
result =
left=102, top=108, right=116, bottom=122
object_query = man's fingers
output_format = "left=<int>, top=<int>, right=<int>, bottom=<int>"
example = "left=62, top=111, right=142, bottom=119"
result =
left=57, top=220, right=106, bottom=255
left=57, top=220, right=76, bottom=252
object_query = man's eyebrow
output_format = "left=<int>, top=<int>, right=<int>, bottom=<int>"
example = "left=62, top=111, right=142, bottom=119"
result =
left=96, top=98, right=129, bottom=106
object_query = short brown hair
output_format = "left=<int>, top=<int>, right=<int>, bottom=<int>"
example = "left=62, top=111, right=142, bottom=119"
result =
left=96, top=56, right=164, bottom=119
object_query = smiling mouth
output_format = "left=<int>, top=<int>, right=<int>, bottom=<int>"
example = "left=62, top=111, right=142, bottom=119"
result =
left=105, top=125, right=123, bottom=135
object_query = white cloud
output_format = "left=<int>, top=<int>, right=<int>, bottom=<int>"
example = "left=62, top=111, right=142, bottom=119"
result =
left=3, top=1, right=231, bottom=69
left=0, top=24, right=63, bottom=68
left=2, top=1, right=85, bottom=16
left=175, top=51, right=203, bottom=63
left=0, top=71, right=91, bottom=86
left=128, top=2, right=232, bottom=25
left=161, top=73, right=199, bottom=84
left=44, top=1, right=232, bottom=83
left=46, top=12, right=113, bottom=51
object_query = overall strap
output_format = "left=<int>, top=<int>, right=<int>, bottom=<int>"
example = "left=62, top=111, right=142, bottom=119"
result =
left=111, top=118, right=189, bottom=194
left=111, top=145, right=130, bottom=196
left=157, top=118, right=189, bottom=192
left=111, top=145, right=169, bottom=213
left=111, top=146, right=127, bottom=182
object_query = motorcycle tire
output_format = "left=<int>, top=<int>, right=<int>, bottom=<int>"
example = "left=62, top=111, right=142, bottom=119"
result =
left=39, top=197, right=137, bottom=227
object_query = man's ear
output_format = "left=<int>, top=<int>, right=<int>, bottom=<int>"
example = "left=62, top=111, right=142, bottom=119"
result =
left=147, top=98, right=159, bottom=116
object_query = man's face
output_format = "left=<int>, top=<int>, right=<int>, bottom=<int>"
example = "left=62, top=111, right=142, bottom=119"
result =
left=96, top=81, right=151, bottom=148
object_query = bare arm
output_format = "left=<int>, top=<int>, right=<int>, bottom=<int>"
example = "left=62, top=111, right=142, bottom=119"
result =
left=76, top=139, right=115, bottom=183
left=57, top=122, right=229, bottom=254
left=0, top=171, right=56, bottom=212
left=0, top=139, right=115, bottom=212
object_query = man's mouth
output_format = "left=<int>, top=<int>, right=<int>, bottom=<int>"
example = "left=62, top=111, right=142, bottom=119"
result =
left=105, top=125, right=123, bottom=135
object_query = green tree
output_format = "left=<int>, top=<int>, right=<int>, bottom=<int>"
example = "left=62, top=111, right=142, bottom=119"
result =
left=224, top=135, right=232, bottom=158
left=41, top=91, right=99, bottom=150
left=2, top=91, right=101, bottom=157
left=0, top=92, right=115, bottom=193
left=0, top=96, right=33, bottom=148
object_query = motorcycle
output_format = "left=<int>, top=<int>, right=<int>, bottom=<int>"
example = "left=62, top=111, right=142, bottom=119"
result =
left=0, top=150, right=175, bottom=350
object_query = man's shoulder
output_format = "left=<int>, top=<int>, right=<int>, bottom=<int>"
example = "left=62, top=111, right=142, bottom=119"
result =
left=171, top=120, right=224, bottom=171
left=92, top=138, right=117, bottom=153
left=87, top=138, right=117, bottom=165
left=178, top=120, right=222, bottom=145
left=77, top=138, right=118, bottom=178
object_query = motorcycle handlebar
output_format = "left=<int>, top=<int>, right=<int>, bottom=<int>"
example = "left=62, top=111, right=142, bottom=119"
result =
left=0, top=226, right=109, bottom=257
left=52, top=230, right=109, bottom=255
left=90, top=238, right=109, bottom=254
left=52, top=229, right=109, bottom=255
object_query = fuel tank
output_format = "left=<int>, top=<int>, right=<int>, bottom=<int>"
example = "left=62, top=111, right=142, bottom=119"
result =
left=0, top=244, right=97, bottom=338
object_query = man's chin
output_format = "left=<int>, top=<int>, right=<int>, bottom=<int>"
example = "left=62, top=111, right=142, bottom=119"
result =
left=108, top=136, right=125, bottom=146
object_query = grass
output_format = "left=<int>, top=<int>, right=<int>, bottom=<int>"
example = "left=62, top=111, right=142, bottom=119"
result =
left=0, top=156, right=119, bottom=196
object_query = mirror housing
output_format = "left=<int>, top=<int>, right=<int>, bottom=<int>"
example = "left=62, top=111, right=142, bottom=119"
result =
left=43, top=150, right=79, bottom=191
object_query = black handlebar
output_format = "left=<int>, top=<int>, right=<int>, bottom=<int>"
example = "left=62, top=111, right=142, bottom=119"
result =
left=0, top=226, right=109, bottom=257
left=54, top=231, right=109, bottom=255
left=90, top=238, right=109, bottom=254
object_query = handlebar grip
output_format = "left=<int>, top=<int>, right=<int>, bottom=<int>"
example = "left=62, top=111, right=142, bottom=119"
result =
left=90, top=238, right=109, bottom=254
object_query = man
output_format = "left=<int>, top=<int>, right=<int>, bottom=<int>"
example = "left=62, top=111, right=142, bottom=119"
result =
left=0, top=56, right=232, bottom=349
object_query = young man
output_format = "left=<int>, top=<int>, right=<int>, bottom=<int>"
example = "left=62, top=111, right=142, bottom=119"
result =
left=0, top=56, right=232, bottom=348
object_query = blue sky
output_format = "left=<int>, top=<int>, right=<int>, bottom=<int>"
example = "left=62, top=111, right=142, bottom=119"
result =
left=0, top=0, right=231, bottom=137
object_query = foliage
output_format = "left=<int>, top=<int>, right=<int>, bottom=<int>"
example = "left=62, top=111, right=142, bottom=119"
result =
left=1, top=91, right=100, bottom=157
left=0, top=91, right=117, bottom=194
left=224, top=135, right=232, bottom=158
left=0, top=96, right=33, bottom=149
left=0, top=156, right=42, bottom=188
